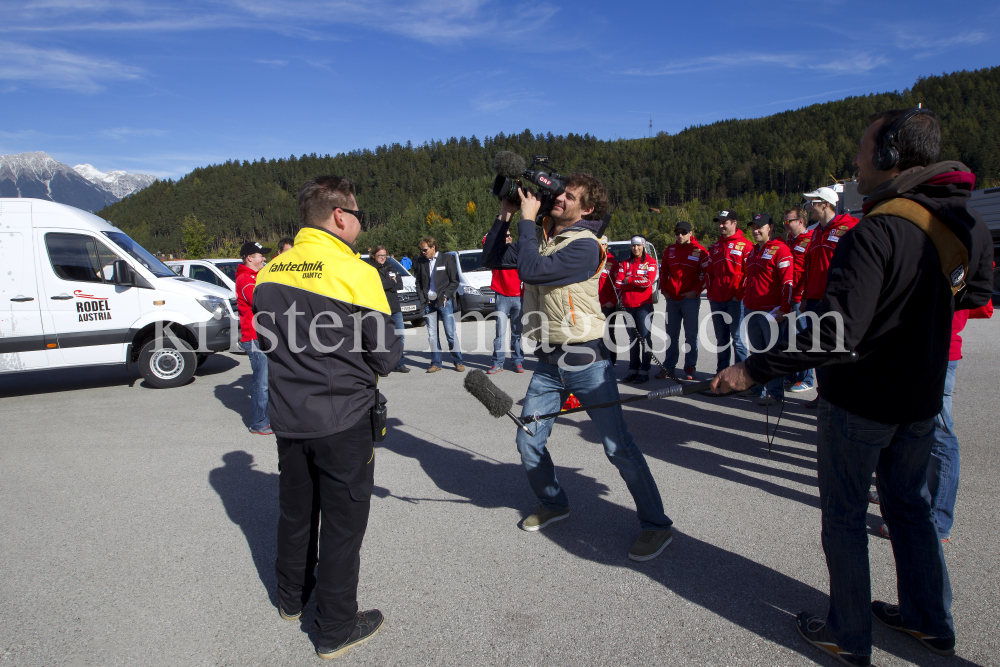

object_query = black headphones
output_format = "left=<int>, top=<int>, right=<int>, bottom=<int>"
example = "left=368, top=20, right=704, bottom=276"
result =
left=872, top=108, right=932, bottom=172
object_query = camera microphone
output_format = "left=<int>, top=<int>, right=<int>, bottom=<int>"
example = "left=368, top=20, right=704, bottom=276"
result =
left=492, top=151, right=527, bottom=179
left=464, top=370, right=532, bottom=434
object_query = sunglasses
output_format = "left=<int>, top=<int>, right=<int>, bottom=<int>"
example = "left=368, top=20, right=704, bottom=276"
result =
left=336, top=207, right=365, bottom=221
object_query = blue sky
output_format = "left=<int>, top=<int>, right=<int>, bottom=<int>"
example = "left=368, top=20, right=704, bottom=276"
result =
left=2, top=0, right=998, bottom=179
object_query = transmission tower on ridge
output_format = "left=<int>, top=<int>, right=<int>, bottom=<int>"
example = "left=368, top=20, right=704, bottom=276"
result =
left=649, top=115, right=653, bottom=138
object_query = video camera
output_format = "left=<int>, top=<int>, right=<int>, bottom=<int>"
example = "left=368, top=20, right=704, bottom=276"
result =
left=490, top=151, right=567, bottom=218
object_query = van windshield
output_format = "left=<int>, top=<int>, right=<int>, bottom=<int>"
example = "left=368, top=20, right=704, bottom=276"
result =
left=214, top=261, right=242, bottom=282
left=102, top=231, right=177, bottom=278
left=458, top=251, right=489, bottom=273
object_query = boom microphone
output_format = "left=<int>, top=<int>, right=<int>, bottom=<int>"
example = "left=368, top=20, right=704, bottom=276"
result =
left=463, top=370, right=531, bottom=434
left=492, top=151, right=527, bottom=179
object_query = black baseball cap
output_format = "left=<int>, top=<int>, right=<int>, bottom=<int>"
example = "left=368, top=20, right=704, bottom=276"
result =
left=240, top=241, right=272, bottom=257
left=674, top=221, right=693, bottom=232
left=750, top=213, right=773, bottom=227
left=713, top=210, right=738, bottom=222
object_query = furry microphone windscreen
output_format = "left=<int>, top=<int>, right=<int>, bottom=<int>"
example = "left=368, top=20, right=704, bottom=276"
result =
left=463, top=369, right=515, bottom=418
left=492, top=151, right=527, bottom=179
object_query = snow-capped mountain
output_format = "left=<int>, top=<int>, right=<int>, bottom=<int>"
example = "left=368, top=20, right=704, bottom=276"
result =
left=0, top=152, right=155, bottom=212
left=73, top=163, right=156, bottom=199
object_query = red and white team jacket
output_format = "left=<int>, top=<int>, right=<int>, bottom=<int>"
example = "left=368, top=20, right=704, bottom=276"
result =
left=742, top=239, right=794, bottom=313
left=706, top=229, right=751, bottom=302
left=803, top=214, right=859, bottom=301
left=614, top=252, right=658, bottom=308
left=598, top=254, right=620, bottom=308
left=660, top=238, right=709, bottom=301
left=783, top=230, right=813, bottom=304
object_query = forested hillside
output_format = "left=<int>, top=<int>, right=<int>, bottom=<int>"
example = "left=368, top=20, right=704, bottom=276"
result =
left=97, top=66, right=1000, bottom=258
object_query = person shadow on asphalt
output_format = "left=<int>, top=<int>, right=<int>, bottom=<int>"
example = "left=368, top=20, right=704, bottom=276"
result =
left=208, top=451, right=280, bottom=606
left=378, top=418, right=984, bottom=667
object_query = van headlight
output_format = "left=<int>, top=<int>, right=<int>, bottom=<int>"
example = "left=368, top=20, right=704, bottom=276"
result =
left=197, top=295, right=229, bottom=319
left=464, top=286, right=482, bottom=296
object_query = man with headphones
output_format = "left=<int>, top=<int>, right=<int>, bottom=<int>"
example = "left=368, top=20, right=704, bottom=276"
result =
left=711, top=109, right=993, bottom=666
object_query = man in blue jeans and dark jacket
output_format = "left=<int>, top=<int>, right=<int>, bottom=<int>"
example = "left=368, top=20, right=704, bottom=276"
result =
left=483, top=172, right=674, bottom=562
left=415, top=236, right=464, bottom=373
left=711, top=109, right=993, bottom=665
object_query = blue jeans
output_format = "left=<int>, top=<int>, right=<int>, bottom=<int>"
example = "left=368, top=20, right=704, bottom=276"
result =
left=927, top=360, right=960, bottom=540
left=742, top=310, right=787, bottom=400
left=788, top=302, right=815, bottom=387
left=817, top=399, right=953, bottom=657
left=708, top=299, right=747, bottom=373
left=425, top=299, right=463, bottom=367
left=625, top=304, right=654, bottom=371
left=664, top=297, right=700, bottom=371
left=491, top=295, right=524, bottom=367
left=515, top=359, right=671, bottom=532
left=390, top=312, right=408, bottom=369
left=239, top=339, right=269, bottom=430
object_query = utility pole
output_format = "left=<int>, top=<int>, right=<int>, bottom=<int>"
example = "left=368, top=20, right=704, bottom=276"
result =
left=649, top=115, right=652, bottom=139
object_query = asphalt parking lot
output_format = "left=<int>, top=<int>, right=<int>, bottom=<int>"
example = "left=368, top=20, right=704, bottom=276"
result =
left=1, top=302, right=998, bottom=667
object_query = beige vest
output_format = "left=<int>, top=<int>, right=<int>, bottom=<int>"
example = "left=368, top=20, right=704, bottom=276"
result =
left=522, top=226, right=607, bottom=345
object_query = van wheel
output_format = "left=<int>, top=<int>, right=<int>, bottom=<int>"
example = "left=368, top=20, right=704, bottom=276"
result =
left=411, top=316, right=425, bottom=327
left=138, top=337, right=197, bottom=388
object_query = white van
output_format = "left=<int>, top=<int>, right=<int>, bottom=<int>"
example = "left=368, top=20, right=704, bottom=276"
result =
left=454, top=249, right=497, bottom=313
left=0, top=198, right=237, bottom=388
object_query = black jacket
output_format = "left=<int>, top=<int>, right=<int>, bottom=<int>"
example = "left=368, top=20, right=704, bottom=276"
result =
left=370, top=259, right=402, bottom=314
left=254, top=226, right=402, bottom=439
left=415, top=251, right=459, bottom=308
left=745, top=161, right=993, bottom=424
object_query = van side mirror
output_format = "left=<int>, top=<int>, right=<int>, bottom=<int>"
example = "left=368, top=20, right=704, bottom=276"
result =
left=112, top=260, right=135, bottom=286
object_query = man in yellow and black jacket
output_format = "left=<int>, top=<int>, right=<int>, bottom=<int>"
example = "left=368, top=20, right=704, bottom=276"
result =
left=253, top=176, right=400, bottom=660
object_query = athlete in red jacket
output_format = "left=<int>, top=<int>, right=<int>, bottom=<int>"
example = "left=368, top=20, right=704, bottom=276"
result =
left=487, top=231, right=524, bottom=374
left=706, top=210, right=751, bottom=372
left=657, top=221, right=708, bottom=380
left=800, top=187, right=858, bottom=408
left=781, top=206, right=816, bottom=392
left=597, top=237, right=621, bottom=364
left=614, top=237, right=658, bottom=383
left=802, top=187, right=859, bottom=302
left=742, top=214, right=793, bottom=405
left=235, top=240, right=272, bottom=435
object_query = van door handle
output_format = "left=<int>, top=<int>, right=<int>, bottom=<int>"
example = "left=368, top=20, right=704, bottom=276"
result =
left=10, top=296, right=35, bottom=302
left=51, top=294, right=74, bottom=300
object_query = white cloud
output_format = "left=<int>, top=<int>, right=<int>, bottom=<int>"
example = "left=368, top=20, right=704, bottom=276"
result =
left=100, top=127, right=167, bottom=140
left=0, top=41, right=144, bottom=93
left=809, top=53, right=888, bottom=74
left=624, top=53, right=807, bottom=76
left=4, top=0, right=560, bottom=44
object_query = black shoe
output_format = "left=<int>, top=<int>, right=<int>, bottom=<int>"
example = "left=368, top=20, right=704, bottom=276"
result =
left=871, top=601, right=955, bottom=656
left=393, top=365, right=410, bottom=373
left=633, top=373, right=649, bottom=385
left=804, top=397, right=819, bottom=409
left=316, top=609, right=385, bottom=660
left=622, top=372, right=639, bottom=383
left=795, top=612, right=870, bottom=666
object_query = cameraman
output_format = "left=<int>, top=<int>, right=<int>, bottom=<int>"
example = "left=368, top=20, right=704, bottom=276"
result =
left=482, top=174, right=674, bottom=562
left=711, top=110, right=992, bottom=665
left=254, top=176, right=401, bottom=660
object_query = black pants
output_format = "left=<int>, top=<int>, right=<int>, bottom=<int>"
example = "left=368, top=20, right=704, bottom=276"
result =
left=275, top=413, right=375, bottom=646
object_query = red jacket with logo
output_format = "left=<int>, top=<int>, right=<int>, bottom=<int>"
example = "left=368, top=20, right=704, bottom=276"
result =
left=598, top=255, right=620, bottom=308
left=743, top=239, right=794, bottom=313
left=490, top=268, right=522, bottom=297
left=706, top=229, right=751, bottom=302
left=660, top=238, right=709, bottom=301
left=803, top=214, right=859, bottom=300
left=614, top=252, right=657, bottom=308
left=783, top=230, right=813, bottom=304
left=235, top=263, right=259, bottom=343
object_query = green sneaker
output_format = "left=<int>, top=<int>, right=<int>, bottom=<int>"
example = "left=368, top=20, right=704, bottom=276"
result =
left=628, top=530, right=673, bottom=561
left=521, top=505, right=570, bottom=532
